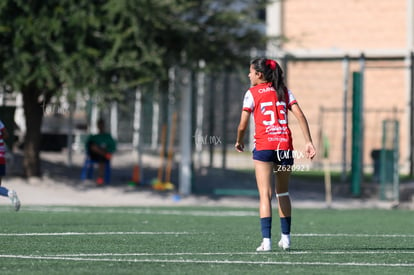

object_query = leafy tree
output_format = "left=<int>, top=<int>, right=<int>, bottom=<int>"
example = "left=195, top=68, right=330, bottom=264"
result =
left=0, top=1, right=103, bottom=176
left=0, top=0, right=268, bottom=177
left=99, top=0, right=166, bottom=91
left=151, top=0, right=268, bottom=70
left=0, top=0, right=169, bottom=176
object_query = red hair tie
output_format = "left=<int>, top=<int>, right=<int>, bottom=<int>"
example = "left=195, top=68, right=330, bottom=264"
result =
left=266, top=59, right=277, bottom=71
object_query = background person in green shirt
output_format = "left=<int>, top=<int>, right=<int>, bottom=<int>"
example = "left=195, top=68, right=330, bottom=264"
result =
left=85, top=118, right=116, bottom=185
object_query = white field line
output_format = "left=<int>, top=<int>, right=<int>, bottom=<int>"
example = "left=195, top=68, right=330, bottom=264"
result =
left=295, top=233, right=414, bottom=238
left=46, top=251, right=414, bottom=257
left=0, top=254, right=413, bottom=267
left=23, top=206, right=258, bottom=217
left=0, top=232, right=413, bottom=238
left=0, top=232, right=197, bottom=236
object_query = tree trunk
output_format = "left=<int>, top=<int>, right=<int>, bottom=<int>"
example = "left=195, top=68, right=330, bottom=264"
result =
left=22, top=86, right=44, bottom=177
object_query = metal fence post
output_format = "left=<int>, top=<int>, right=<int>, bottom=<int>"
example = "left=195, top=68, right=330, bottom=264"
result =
left=351, top=71, right=363, bottom=196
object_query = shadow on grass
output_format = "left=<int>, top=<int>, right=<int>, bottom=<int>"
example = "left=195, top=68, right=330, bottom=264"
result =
left=10, top=151, right=413, bottom=201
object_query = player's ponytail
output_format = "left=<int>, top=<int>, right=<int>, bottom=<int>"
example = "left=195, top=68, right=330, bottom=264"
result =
left=251, top=58, right=287, bottom=102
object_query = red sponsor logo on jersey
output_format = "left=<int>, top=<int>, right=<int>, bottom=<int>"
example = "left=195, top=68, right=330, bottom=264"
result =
left=265, top=125, right=288, bottom=135
left=258, top=86, right=275, bottom=94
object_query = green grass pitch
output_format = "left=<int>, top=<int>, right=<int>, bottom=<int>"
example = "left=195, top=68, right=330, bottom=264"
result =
left=0, top=206, right=413, bottom=274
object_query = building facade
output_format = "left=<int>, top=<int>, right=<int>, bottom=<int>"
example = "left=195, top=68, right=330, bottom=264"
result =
left=266, top=0, right=413, bottom=174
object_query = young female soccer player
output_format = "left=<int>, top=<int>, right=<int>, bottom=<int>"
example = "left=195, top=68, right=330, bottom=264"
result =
left=0, top=120, right=20, bottom=211
left=235, top=58, right=316, bottom=251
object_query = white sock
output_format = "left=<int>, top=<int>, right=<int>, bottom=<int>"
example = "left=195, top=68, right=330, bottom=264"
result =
left=263, top=238, right=271, bottom=246
left=281, top=233, right=290, bottom=242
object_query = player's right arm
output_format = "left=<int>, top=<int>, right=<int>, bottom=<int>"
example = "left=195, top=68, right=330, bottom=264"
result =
left=236, top=90, right=254, bottom=152
left=235, top=110, right=250, bottom=152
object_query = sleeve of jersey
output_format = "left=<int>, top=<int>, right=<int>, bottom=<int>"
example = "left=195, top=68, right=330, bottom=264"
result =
left=287, top=90, right=298, bottom=110
left=242, top=90, right=254, bottom=113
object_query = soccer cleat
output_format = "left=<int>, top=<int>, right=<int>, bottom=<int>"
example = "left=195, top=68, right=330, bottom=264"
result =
left=278, top=234, right=291, bottom=251
left=256, top=240, right=272, bottom=252
left=8, top=190, right=21, bottom=212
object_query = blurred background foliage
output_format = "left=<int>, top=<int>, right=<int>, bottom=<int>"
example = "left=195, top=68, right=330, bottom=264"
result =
left=0, top=0, right=269, bottom=176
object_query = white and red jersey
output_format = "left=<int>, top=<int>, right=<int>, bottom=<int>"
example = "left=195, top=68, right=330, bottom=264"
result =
left=242, top=82, right=297, bottom=151
left=0, top=120, right=6, bottom=164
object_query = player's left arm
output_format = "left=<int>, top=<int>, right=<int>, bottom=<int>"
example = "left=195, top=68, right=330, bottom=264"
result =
left=290, top=103, right=316, bottom=159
